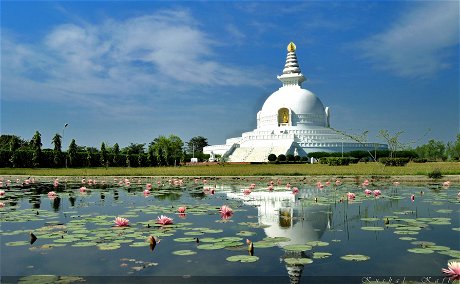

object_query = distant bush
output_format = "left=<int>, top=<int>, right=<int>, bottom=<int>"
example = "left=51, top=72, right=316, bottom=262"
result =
left=322, top=157, right=351, bottom=166
left=294, top=155, right=301, bottom=162
left=379, top=157, right=409, bottom=166
left=413, top=158, right=428, bottom=163
left=268, top=154, right=277, bottom=162
left=277, top=154, right=286, bottom=162
left=428, top=169, right=442, bottom=179
left=286, top=154, right=295, bottom=162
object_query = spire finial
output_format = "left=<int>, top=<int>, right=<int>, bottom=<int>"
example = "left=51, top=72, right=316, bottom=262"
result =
left=287, top=42, right=296, bottom=52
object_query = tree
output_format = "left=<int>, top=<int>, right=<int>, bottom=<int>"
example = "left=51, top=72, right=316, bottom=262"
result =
left=187, top=136, right=209, bottom=155
left=31, top=131, right=42, bottom=167
left=446, top=134, right=460, bottom=161
left=9, top=136, right=20, bottom=168
left=378, top=130, right=404, bottom=158
left=68, top=139, right=78, bottom=166
left=52, top=133, right=62, bottom=167
left=86, top=148, right=92, bottom=167
left=122, top=143, right=145, bottom=154
left=100, top=142, right=108, bottom=167
left=112, top=143, right=120, bottom=166
left=415, top=139, right=446, bottom=161
left=151, top=135, right=184, bottom=166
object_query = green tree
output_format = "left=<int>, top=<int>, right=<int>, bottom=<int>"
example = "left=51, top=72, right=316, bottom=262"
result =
left=122, top=143, right=145, bottom=154
left=68, top=139, right=78, bottom=167
left=446, top=134, right=460, bottom=161
left=415, top=139, right=446, bottom=161
left=52, top=133, right=62, bottom=167
left=151, top=135, right=184, bottom=166
left=31, top=131, right=42, bottom=167
left=86, top=148, right=92, bottom=167
left=9, top=136, right=20, bottom=167
left=378, top=130, right=404, bottom=158
left=100, top=142, right=108, bottom=167
left=187, top=136, right=209, bottom=155
left=112, top=143, right=120, bottom=166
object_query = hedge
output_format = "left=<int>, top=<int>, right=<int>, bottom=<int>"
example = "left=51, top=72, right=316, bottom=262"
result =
left=379, top=157, right=410, bottom=166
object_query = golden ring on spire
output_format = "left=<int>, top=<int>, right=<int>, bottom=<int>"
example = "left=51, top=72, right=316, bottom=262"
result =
left=287, top=42, right=296, bottom=52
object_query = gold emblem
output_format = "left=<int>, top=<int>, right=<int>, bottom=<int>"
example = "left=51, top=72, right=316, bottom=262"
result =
left=287, top=42, right=296, bottom=52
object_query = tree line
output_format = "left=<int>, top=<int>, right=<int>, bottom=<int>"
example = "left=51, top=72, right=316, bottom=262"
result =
left=0, top=132, right=210, bottom=168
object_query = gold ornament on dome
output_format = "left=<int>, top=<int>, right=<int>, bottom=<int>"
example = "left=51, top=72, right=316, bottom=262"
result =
left=287, top=42, right=296, bottom=52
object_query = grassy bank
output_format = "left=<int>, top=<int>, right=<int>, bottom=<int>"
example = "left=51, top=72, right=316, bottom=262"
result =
left=0, top=162, right=459, bottom=177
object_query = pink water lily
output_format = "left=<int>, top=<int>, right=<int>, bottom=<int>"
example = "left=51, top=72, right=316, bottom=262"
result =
left=156, top=215, right=174, bottom=225
left=0, top=190, right=5, bottom=196
left=364, top=189, right=372, bottom=196
left=53, top=179, right=59, bottom=187
left=362, top=179, right=370, bottom=187
left=0, top=202, right=4, bottom=208
left=114, top=217, right=129, bottom=227
left=325, top=181, right=331, bottom=186
left=347, top=192, right=356, bottom=200
left=292, top=187, right=299, bottom=195
left=410, top=194, right=415, bottom=202
left=143, top=189, right=150, bottom=195
left=267, top=185, right=274, bottom=191
left=249, top=183, right=256, bottom=189
left=220, top=205, right=233, bottom=219
left=335, top=179, right=342, bottom=186
left=443, top=181, right=451, bottom=187
left=146, top=183, right=152, bottom=190
left=177, top=206, right=186, bottom=213
left=442, top=261, right=460, bottom=280
left=373, top=190, right=381, bottom=197
left=243, top=188, right=251, bottom=195
left=48, top=191, right=57, bottom=197
left=286, top=183, right=291, bottom=189
left=393, top=181, right=400, bottom=186
left=80, top=187, right=87, bottom=193
left=316, top=182, right=323, bottom=189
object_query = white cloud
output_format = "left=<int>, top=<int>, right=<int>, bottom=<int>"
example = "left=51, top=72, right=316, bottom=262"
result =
left=2, top=9, right=261, bottom=116
left=358, top=1, right=459, bottom=78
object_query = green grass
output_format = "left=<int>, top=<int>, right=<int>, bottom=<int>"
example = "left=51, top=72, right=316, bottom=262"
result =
left=0, top=162, right=459, bottom=177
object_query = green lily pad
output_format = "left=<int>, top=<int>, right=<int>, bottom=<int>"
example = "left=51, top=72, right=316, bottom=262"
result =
left=284, top=258, right=313, bottom=265
left=226, top=255, right=259, bottom=263
left=97, top=243, right=121, bottom=250
left=407, top=248, right=434, bottom=254
left=283, top=244, right=312, bottom=251
left=340, top=254, right=370, bottom=261
left=174, top=237, right=198, bottom=243
left=253, top=241, right=277, bottom=248
left=197, top=243, right=226, bottom=250
left=183, top=231, right=204, bottom=236
left=399, top=237, right=417, bottom=241
left=312, top=252, right=332, bottom=259
left=172, top=250, right=197, bottom=256
left=306, top=241, right=329, bottom=247
left=393, top=230, right=418, bottom=235
left=361, top=217, right=380, bottom=222
left=6, top=241, right=30, bottom=246
left=361, top=226, right=384, bottom=231
left=411, top=241, right=436, bottom=247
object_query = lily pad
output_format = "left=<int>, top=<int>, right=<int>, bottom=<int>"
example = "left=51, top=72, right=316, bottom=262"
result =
left=340, top=254, right=370, bottom=261
left=174, top=237, right=197, bottom=243
left=284, top=258, right=313, bottom=265
left=172, top=250, right=197, bottom=256
left=306, top=241, right=329, bottom=247
left=226, top=255, right=259, bottom=263
left=361, top=226, right=384, bottom=231
left=312, top=252, right=332, bottom=259
left=283, top=244, right=312, bottom=251
left=197, top=243, right=226, bottom=250
left=407, top=248, right=434, bottom=254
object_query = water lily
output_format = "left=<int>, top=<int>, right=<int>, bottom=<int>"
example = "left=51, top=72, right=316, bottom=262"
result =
left=156, top=215, right=174, bottom=225
left=47, top=191, right=57, bottom=197
left=177, top=206, right=186, bottom=213
left=364, top=189, right=372, bottom=196
left=267, top=185, right=274, bottom=191
left=243, top=188, right=251, bottom=195
left=114, top=217, right=130, bottom=227
left=0, top=190, right=5, bottom=196
left=316, top=182, right=323, bottom=189
left=373, top=190, right=381, bottom=197
left=443, top=181, right=451, bottom=187
left=335, top=179, right=342, bottom=186
left=393, top=181, right=400, bottom=186
left=0, top=202, right=4, bottom=207
left=143, top=189, right=150, bottom=195
left=292, top=187, right=299, bottom=195
left=249, top=183, right=256, bottom=189
left=80, top=186, right=87, bottom=193
left=220, top=205, right=233, bottom=219
left=146, top=183, right=152, bottom=190
left=411, top=194, right=415, bottom=202
left=53, top=179, right=59, bottom=187
left=325, top=181, right=331, bottom=186
left=347, top=192, right=356, bottom=200
left=362, top=179, right=370, bottom=187
left=286, top=183, right=291, bottom=189
left=442, top=261, right=460, bottom=280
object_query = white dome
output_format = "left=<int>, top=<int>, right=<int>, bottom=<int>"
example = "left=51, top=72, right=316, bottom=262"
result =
left=258, top=85, right=327, bottom=128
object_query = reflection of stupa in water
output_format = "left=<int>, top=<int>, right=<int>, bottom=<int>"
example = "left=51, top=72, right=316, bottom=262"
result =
left=225, top=187, right=331, bottom=283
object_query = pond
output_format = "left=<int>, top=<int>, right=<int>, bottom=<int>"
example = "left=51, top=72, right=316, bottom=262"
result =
left=0, top=177, right=459, bottom=284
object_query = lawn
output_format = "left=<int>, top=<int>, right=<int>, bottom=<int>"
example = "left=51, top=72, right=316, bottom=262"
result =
left=0, top=162, right=459, bottom=177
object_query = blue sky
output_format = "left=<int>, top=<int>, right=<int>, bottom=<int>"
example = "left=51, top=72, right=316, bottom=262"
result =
left=1, top=1, right=459, bottom=150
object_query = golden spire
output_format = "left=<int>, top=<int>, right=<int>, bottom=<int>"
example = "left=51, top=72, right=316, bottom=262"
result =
left=287, top=42, right=296, bottom=52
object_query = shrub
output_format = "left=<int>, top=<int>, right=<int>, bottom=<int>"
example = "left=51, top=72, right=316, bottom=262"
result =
left=294, top=155, right=301, bottom=162
left=277, top=154, right=286, bottom=162
left=268, top=154, right=277, bottom=162
left=286, top=154, right=295, bottom=162
left=428, top=169, right=442, bottom=179
left=413, top=158, right=427, bottom=163
left=323, top=157, right=351, bottom=166
left=379, top=157, right=409, bottom=166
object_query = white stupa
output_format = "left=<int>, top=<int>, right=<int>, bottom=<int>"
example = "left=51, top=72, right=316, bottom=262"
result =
left=204, top=42, right=387, bottom=162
